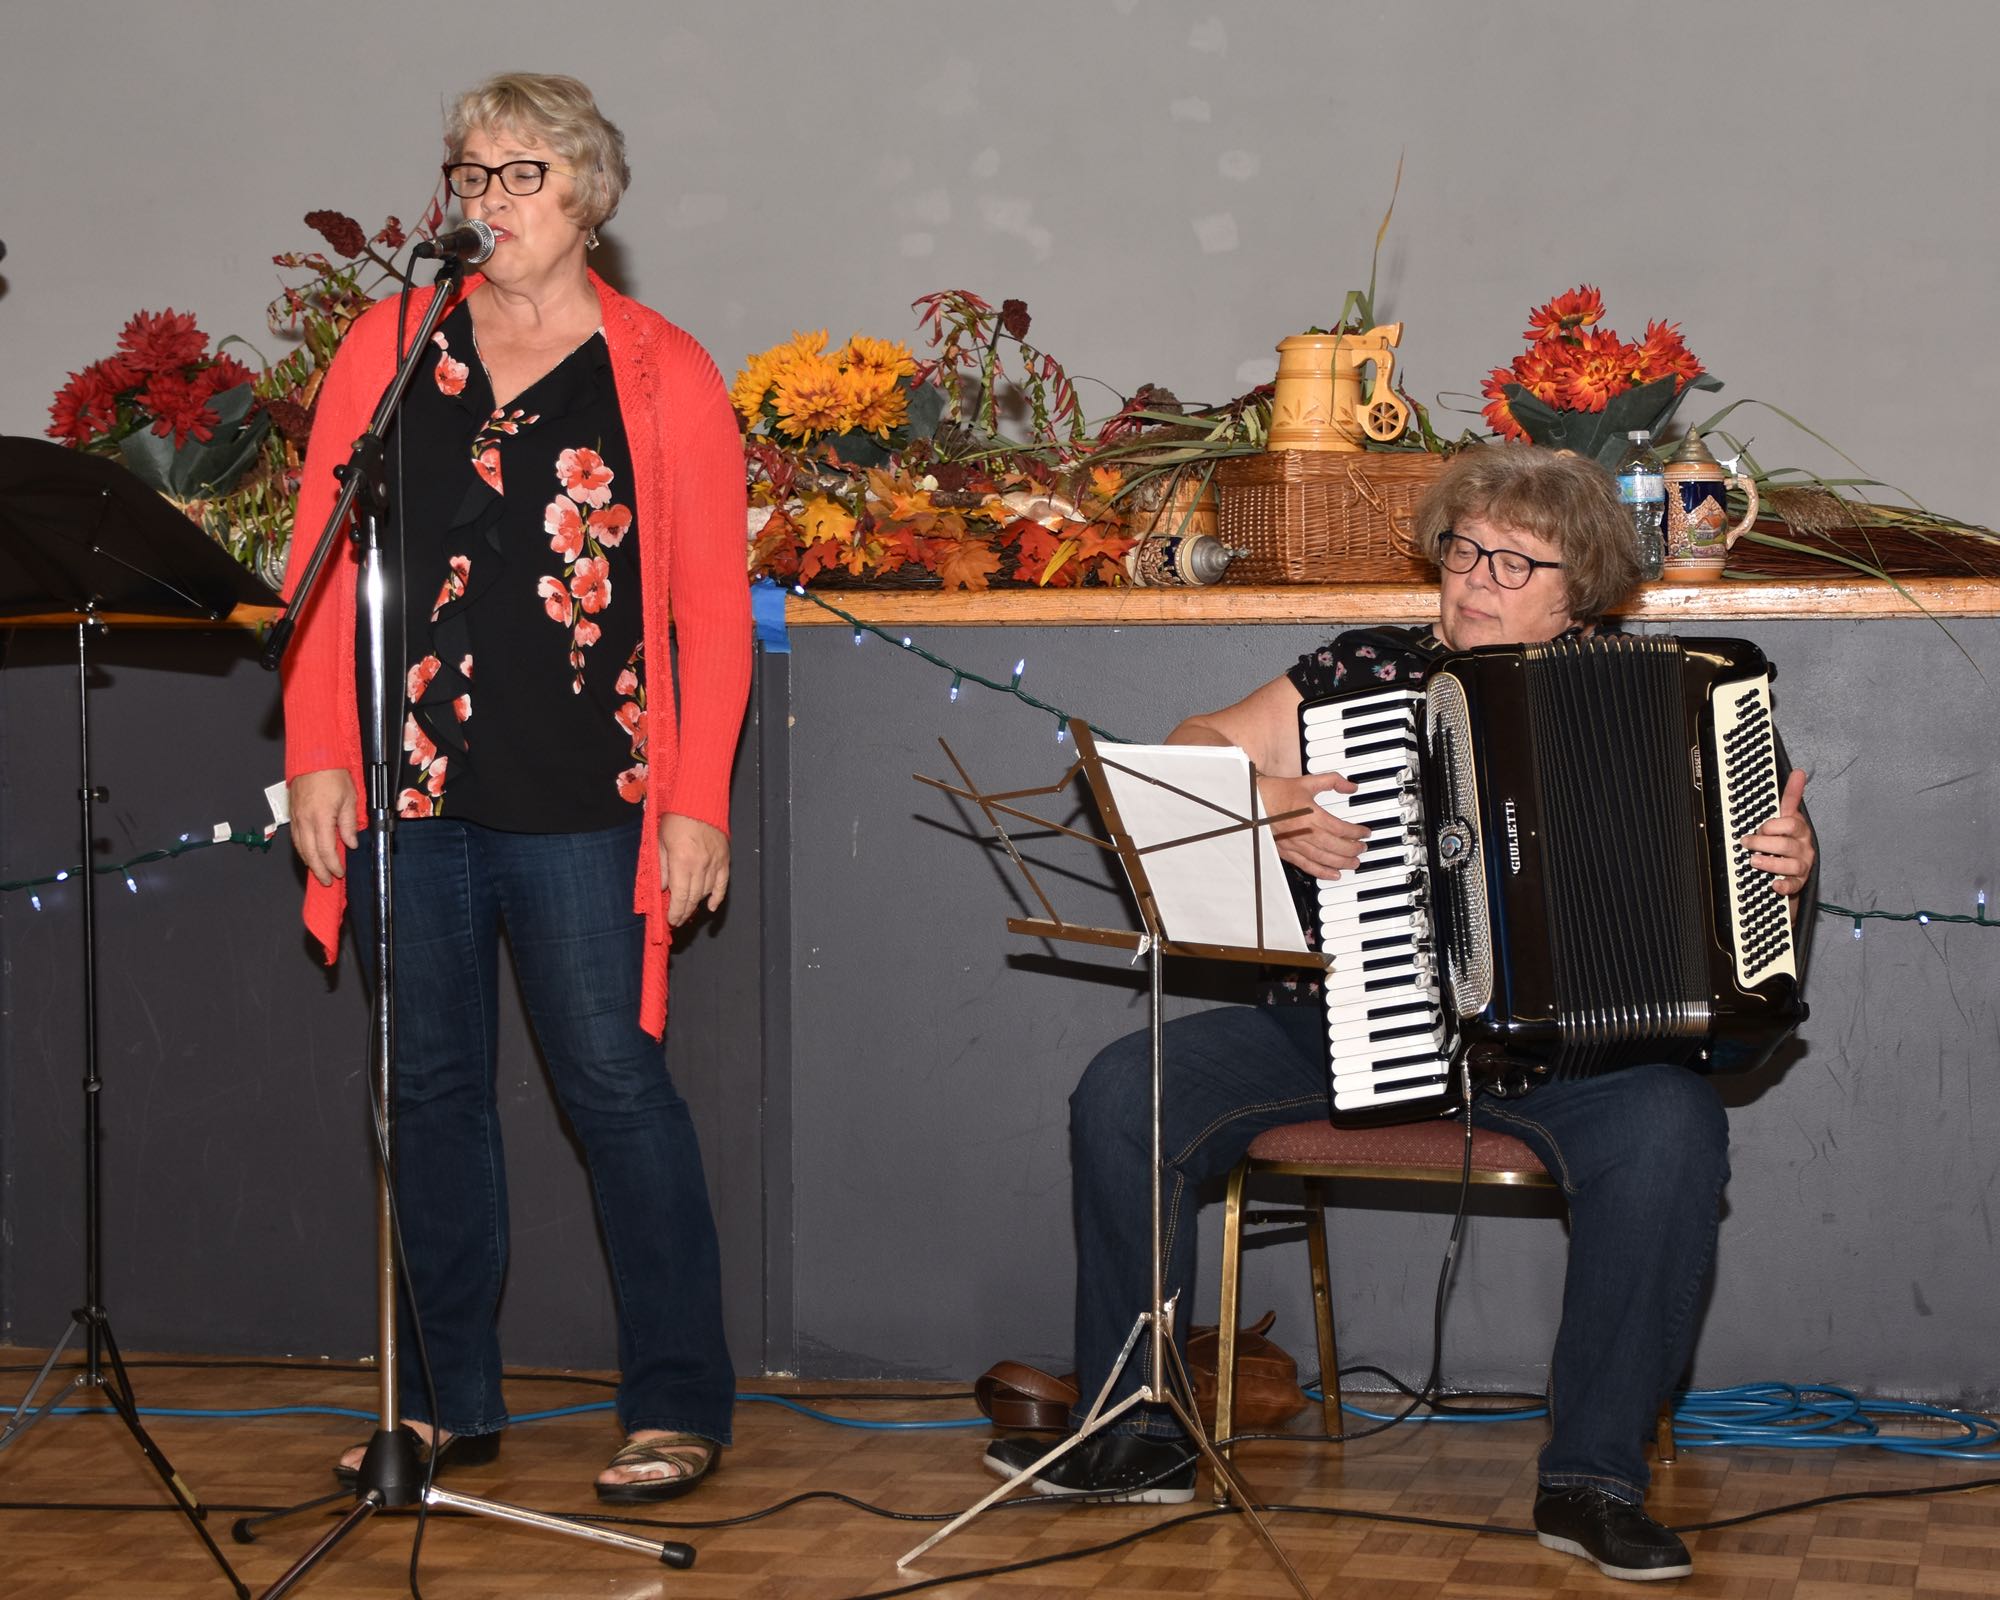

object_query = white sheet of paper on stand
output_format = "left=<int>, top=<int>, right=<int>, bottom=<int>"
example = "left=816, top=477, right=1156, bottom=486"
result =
left=1094, top=743, right=1309, bottom=954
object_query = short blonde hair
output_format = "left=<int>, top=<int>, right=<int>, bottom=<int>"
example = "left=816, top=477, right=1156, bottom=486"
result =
left=1412, top=445, right=1640, bottom=619
left=445, top=73, right=630, bottom=230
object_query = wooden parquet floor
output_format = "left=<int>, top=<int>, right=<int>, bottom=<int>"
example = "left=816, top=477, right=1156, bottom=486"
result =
left=1, top=1352, right=1997, bottom=1599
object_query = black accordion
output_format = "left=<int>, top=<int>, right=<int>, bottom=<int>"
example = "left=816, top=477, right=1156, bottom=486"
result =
left=1299, top=634, right=1808, bottom=1127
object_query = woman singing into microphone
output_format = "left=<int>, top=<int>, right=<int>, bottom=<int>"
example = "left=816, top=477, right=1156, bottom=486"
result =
left=282, top=71, right=749, bottom=1503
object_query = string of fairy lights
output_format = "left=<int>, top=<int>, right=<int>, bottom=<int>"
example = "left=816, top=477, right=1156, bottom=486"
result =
left=1, top=588, right=1991, bottom=941
left=787, top=583, right=1129, bottom=746
left=2, top=827, right=278, bottom=906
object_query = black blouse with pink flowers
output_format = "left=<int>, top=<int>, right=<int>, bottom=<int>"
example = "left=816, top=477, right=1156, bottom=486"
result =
left=364, top=300, right=650, bottom=833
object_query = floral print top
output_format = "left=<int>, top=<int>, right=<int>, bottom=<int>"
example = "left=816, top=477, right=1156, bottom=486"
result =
left=364, top=300, right=648, bottom=831
left=1260, top=626, right=1446, bottom=1007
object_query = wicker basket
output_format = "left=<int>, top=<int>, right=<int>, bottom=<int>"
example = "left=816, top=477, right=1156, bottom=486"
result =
left=1217, top=450, right=1446, bottom=583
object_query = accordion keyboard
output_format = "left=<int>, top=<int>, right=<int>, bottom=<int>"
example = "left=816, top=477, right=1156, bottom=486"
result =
left=1300, top=688, right=1454, bottom=1116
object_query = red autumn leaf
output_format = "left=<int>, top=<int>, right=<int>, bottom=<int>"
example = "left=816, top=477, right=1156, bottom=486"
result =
left=876, top=526, right=928, bottom=572
left=748, top=515, right=799, bottom=575
left=796, top=539, right=845, bottom=584
left=1009, top=522, right=1066, bottom=569
left=1073, top=522, right=1135, bottom=565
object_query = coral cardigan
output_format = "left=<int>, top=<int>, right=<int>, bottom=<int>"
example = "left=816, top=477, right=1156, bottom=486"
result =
left=280, top=271, right=751, bottom=1036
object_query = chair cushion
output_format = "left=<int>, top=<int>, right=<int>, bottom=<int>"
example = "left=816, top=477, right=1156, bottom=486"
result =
left=1246, top=1116, right=1545, bottom=1175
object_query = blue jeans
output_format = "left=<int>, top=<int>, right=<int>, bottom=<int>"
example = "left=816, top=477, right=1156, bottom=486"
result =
left=1069, top=1003, right=1727, bottom=1504
left=346, top=816, right=734, bottom=1444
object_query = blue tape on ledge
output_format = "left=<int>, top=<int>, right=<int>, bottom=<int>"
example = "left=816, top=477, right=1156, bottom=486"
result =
left=751, top=578, right=791, bottom=655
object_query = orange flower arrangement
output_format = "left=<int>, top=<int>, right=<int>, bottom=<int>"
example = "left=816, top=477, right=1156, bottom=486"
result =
left=740, top=291, right=1134, bottom=591
left=1482, top=285, right=1713, bottom=462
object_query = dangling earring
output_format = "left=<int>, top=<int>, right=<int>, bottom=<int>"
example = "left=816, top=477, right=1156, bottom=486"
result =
left=586, top=227, right=601, bottom=251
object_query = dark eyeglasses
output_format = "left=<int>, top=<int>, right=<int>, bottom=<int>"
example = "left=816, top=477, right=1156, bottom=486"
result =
left=1436, top=530, right=1563, bottom=590
left=442, top=160, right=568, bottom=199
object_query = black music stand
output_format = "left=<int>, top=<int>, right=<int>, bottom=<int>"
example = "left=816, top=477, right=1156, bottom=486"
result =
left=0, top=434, right=279, bottom=1597
left=903, top=724, right=1328, bottom=1597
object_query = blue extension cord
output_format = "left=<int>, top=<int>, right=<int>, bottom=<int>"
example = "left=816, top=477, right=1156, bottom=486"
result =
left=1308, top=1380, right=2000, bottom=1460
left=16, top=1381, right=2000, bottom=1458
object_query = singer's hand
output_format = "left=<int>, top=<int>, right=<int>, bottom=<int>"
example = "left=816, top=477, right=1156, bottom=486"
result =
left=290, top=768, right=359, bottom=888
left=658, top=813, right=730, bottom=927
left=1261, top=772, right=1369, bottom=879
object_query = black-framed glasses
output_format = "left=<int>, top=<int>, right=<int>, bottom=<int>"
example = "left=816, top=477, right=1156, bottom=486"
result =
left=1436, top=530, right=1563, bottom=590
left=441, top=160, right=567, bottom=199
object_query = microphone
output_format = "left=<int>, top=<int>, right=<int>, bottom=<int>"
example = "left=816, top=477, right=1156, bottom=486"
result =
left=412, top=219, right=495, bottom=264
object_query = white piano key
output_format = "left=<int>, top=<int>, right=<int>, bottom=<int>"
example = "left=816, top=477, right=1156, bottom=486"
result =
left=1332, top=1071, right=1452, bottom=1106
left=1333, top=1052, right=1450, bottom=1088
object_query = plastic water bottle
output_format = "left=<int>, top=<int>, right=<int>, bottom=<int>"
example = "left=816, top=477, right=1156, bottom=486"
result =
left=1615, top=430, right=1666, bottom=579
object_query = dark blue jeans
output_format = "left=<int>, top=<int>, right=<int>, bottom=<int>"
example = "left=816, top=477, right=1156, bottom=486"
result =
left=1069, top=1003, right=1728, bottom=1504
left=346, top=816, right=734, bottom=1444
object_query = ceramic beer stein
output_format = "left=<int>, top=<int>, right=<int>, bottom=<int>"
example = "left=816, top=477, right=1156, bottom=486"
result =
left=1661, top=430, right=1759, bottom=580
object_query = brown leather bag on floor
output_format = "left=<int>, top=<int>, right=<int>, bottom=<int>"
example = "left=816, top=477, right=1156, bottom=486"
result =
left=975, top=1311, right=1307, bottom=1433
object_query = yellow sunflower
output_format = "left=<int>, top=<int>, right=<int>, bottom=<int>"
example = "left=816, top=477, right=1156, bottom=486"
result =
left=840, top=333, right=916, bottom=385
left=774, top=357, right=849, bottom=441
left=730, top=354, right=776, bottom=424
left=847, top=366, right=910, bottom=440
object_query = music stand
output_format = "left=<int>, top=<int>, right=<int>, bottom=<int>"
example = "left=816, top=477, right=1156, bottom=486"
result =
left=0, top=434, right=280, bottom=1596
left=901, top=724, right=1325, bottom=1598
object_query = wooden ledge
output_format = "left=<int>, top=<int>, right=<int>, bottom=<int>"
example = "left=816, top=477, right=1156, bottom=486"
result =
left=2, top=603, right=284, bottom=631
left=785, top=576, right=2000, bottom=627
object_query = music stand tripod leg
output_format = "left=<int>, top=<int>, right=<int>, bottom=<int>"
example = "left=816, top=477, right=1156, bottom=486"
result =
left=896, top=1315, right=1156, bottom=1569
left=86, top=1312, right=251, bottom=1596
left=1157, top=1324, right=1312, bottom=1598
left=0, top=1320, right=83, bottom=1448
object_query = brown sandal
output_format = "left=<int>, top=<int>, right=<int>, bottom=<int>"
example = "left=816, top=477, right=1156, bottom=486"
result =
left=594, top=1432, right=722, bottom=1504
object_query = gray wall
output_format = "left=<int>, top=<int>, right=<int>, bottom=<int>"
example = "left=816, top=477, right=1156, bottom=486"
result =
left=3, top=2, right=1998, bottom=1395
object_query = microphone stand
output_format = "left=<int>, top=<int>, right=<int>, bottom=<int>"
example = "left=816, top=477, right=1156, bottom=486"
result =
left=249, top=255, right=693, bottom=1590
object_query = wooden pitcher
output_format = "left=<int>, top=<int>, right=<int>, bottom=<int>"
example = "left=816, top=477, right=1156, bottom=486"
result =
left=1269, top=325, right=1410, bottom=452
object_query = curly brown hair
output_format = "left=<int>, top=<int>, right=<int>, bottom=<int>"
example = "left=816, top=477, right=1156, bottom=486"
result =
left=1412, top=445, right=1640, bottom=619
left=446, top=73, right=631, bottom=231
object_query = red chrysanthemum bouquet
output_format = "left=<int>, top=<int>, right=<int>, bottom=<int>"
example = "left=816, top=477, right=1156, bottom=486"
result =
left=48, top=308, right=270, bottom=499
left=46, top=207, right=431, bottom=580
left=1481, top=285, right=1720, bottom=466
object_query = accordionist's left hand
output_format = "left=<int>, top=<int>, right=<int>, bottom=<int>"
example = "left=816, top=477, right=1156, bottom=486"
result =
left=1740, top=768, right=1815, bottom=900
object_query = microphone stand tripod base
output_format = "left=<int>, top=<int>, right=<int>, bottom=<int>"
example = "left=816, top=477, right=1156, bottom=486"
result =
left=240, top=1432, right=695, bottom=1596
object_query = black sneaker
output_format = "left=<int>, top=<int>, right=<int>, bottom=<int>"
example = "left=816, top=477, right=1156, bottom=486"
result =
left=982, top=1431, right=1197, bottom=1504
left=1534, top=1485, right=1692, bottom=1581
